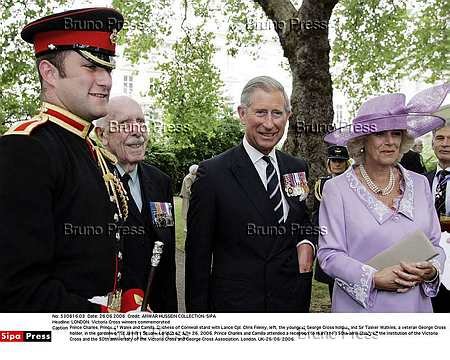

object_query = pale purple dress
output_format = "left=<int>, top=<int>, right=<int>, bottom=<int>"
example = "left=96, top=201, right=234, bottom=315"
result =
left=318, top=165, right=445, bottom=312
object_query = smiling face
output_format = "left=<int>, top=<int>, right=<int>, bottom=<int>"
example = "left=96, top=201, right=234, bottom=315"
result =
left=52, top=51, right=112, bottom=121
left=238, top=88, right=290, bottom=155
left=364, top=130, right=403, bottom=167
left=99, top=97, right=148, bottom=171
left=433, top=126, right=450, bottom=168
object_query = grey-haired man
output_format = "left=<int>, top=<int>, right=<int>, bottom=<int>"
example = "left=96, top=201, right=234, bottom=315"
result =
left=185, top=76, right=316, bottom=312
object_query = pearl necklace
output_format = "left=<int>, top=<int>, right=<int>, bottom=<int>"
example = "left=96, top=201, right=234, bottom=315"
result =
left=360, top=164, right=395, bottom=196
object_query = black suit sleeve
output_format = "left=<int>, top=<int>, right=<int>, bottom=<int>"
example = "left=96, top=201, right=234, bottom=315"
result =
left=0, top=136, right=100, bottom=312
left=184, top=162, right=215, bottom=312
left=153, top=178, right=178, bottom=312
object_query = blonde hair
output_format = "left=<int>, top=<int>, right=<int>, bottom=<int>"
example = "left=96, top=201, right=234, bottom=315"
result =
left=347, top=131, right=415, bottom=165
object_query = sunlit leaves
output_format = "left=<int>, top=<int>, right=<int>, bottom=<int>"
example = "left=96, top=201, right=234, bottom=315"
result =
left=332, top=0, right=448, bottom=113
left=0, top=0, right=68, bottom=130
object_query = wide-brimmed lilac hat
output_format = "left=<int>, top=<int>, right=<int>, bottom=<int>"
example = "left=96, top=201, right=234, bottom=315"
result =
left=325, top=83, right=449, bottom=145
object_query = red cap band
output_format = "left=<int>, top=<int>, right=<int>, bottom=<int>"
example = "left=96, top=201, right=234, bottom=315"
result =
left=33, top=30, right=115, bottom=55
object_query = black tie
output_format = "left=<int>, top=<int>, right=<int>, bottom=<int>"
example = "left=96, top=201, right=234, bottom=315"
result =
left=262, top=156, right=284, bottom=224
left=121, top=173, right=132, bottom=203
left=435, top=170, right=449, bottom=215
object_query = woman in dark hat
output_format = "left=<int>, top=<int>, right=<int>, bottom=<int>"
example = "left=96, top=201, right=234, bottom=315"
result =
left=312, top=145, right=350, bottom=301
left=318, top=83, right=448, bottom=312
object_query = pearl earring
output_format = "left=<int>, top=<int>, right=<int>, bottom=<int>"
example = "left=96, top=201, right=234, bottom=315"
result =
left=360, top=147, right=365, bottom=153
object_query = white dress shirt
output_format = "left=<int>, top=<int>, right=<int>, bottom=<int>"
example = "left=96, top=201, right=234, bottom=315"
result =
left=242, top=137, right=315, bottom=252
left=116, top=164, right=143, bottom=212
left=242, top=136, right=289, bottom=221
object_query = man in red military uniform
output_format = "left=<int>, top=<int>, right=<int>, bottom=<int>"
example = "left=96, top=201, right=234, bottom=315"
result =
left=0, top=8, right=135, bottom=312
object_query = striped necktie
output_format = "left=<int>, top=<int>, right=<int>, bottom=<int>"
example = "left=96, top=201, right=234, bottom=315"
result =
left=262, top=156, right=284, bottom=224
left=435, top=170, right=449, bottom=215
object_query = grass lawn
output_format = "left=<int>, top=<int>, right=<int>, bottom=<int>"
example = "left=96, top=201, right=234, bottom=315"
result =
left=173, top=196, right=331, bottom=312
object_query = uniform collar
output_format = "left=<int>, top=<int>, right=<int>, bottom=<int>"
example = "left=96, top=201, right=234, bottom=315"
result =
left=41, top=102, right=91, bottom=138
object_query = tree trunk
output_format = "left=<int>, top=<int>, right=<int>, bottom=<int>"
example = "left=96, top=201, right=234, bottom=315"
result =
left=255, top=0, right=339, bottom=206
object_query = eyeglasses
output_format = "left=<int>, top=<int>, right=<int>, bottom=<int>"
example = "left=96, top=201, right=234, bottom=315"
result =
left=248, top=109, right=285, bottom=119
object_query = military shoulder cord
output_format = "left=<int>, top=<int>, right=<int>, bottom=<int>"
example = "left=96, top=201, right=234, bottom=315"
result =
left=92, top=141, right=130, bottom=311
left=314, top=179, right=323, bottom=202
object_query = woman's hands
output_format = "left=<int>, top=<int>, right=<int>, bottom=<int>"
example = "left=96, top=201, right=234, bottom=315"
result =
left=399, top=261, right=437, bottom=282
left=374, top=261, right=437, bottom=292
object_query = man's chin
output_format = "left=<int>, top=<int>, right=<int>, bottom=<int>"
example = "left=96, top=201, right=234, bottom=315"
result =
left=256, top=139, right=279, bottom=152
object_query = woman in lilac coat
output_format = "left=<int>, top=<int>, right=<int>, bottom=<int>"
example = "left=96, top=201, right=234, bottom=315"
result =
left=318, top=84, right=449, bottom=312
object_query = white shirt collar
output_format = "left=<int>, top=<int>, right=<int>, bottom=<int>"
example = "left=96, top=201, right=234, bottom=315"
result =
left=435, top=164, right=450, bottom=176
left=116, top=163, right=139, bottom=183
left=242, top=136, right=278, bottom=166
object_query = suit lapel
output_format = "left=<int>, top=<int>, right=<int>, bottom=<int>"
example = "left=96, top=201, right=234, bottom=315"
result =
left=127, top=192, right=144, bottom=225
left=230, top=144, right=276, bottom=226
left=138, top=163, right=157, bottom=209
left=138, top=164, right=172, bottom=245
left=276, top=150, right=300, bottom=223
left=425, top=171, right=435, bottom=190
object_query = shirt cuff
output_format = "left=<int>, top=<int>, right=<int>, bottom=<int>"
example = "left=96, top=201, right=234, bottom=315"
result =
left=296, top=239, right=316, bottom=256
left=424, top=263, right=439, bottom=283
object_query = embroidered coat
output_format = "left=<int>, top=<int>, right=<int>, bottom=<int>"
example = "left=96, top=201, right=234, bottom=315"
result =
left=318, top=165, right=445, bottom=312
left=0, top=104, right=118, bottom=312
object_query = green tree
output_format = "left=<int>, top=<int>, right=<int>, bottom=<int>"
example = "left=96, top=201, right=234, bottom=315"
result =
left=145, top=24, right=243, bottom=188
left=332, top=0, right=449, bottom=113
left=1, top=0, right=447, bottom=179
left=0, top=0, right=67, bottom=130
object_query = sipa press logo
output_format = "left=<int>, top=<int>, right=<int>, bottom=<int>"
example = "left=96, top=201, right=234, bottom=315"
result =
left=0, top=330, right=51, bottom=342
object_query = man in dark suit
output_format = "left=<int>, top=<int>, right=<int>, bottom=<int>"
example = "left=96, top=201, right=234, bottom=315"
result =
left=427, top=116, right=450, bottom=312
left=400, top=138, right=426, bottom=174
left=95, top=96, right=178, bottom=312
left=185, top=76, right=316, bottom=312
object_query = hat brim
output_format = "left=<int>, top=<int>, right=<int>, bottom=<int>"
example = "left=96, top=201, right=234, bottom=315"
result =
left=324, top=114, right=445, bottom=145
left=328, top=156, right=349, bottom=160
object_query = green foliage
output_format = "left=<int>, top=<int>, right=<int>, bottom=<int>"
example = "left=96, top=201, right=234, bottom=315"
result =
left=142, top=22, right=243, bottom=188
left=0, top=0, right=68, bottom=128
left=112, top=0, right=173, bottom=64
left=2, top=0, right=447, bottom=153
left=422, top=141, right=438, bottom=172
left=332, top=0, right=449, bottom=113
left=222, top=0, right=265, bottom=57
left=147, top=112, right=243, bottom=191
left=149, top=27, right=224, bottom=134
left=0, top=123, right=8, bottom=135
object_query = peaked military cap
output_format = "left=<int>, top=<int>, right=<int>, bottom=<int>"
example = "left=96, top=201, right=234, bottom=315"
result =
left=327, top=145, right=349, bottom=160
left=21, top=7, right=124, bottom=69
